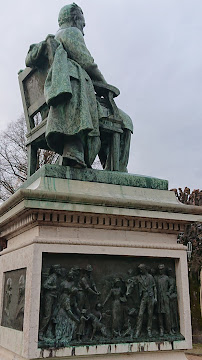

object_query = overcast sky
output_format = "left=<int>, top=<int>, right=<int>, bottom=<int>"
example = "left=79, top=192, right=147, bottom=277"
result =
left=0, top=0, right=202, bottom=190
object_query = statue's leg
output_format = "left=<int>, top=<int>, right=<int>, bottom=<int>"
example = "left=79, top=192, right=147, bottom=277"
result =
left=119, top=129, right=131, bottom=172
left=98, top=132, right=111, bottom=170
left=117, top=108, right=133, bottom=172
left=135, top=297, right=146, bottom=337
left=39, top=294, right=54, bottom=338
left=85, top=135, right=101, bottom=167
left=158, top=313, right=164, bottom=336
left=165, top=310, right=172, bottom=334
left=147, top=299, right=154, bottom=337
left=62, top=134, right=86, bottom=168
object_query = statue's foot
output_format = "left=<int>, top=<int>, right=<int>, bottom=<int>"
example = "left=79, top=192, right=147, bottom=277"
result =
left=62, top=155, right=86, bottom=168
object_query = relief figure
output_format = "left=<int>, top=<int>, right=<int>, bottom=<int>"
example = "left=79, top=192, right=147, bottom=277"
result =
left=156, top=264, right=172, bottom=336
left=135, top=264, right=157, bottom=338
left=168, top=268, right=179, bottom=333
left=77, top=265, right=100, bottom=310
left=103, top=278, right=126, bottom=337
left=4, top=278, right=12, bottom=327
left=55, top=285, right=80, bottom=346
left=38, top=257, right=182, bottom=347
left=15, top=275, right=25, bottom=331
left=39, top=264, right=62, bottom=339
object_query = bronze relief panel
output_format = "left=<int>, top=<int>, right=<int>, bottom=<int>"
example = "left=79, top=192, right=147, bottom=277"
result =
left=38, top=253, right=183, bottom=348
left=1, top=268, right=26, bottom=331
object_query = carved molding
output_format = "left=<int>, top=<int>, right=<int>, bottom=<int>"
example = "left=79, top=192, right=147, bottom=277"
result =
left=1, top=210, right=186, bottom=240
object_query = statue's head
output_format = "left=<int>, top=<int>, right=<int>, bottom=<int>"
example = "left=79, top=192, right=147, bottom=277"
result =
left=138, top=263, right=147, bottom=274
left=58, top=3, right=85, bottom=35
left=51, top=264, right=62, bottom=275
left=6, top=278, right=12, bottom=291
left=158, top=263, right=165, bottom=275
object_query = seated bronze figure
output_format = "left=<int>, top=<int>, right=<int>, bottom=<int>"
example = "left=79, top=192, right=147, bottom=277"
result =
left=22, top=3, right=133, bottom=174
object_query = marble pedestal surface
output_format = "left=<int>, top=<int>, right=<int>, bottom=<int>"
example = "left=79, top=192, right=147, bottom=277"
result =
left=0, top=167, right=201, bottom=360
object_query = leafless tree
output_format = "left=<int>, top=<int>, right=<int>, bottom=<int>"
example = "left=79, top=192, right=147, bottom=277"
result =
left=178, top=222, right=202, bottom=340
left=171, top=187, right=202, bottom=206
left=0, top=116, right=27, bottom=201
left=0, top=115, right=58, bottom=201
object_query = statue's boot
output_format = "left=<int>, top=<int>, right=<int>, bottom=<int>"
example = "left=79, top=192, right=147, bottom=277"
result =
left=62, top=135, right=86, bottom=168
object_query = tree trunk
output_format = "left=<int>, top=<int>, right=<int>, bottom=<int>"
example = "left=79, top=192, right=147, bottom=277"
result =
left=189, top=270, right=202, bottom=343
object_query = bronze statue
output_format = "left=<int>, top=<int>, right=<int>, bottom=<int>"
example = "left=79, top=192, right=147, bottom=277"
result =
left=77, top=265, right=100, bottom=310
left=39, top=264, right=62, bottom=339
left=135, top=264, right=157, bottom=338
left=15, top=275, right=25, bottom=331
left=167, top=268, right=179, bottom=334
left=55, top=285, right=80, bottom=345
left=4, top=278, right=12, bottom=326
left=38, top=258, right=182, bottom=348
left=76, top=309, right=89, bottom=341
left=156, top=264, right=172, bottom=336
left=88, top=303, right=108, bottom=340
left=25, top=3, right=133, bottom=172
left=1, top=270, right=27, bottom=331
left=103, top=278, right=126, bottom=337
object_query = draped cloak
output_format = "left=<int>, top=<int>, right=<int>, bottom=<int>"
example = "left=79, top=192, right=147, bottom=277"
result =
left=26, top=26, right=133, bottom=168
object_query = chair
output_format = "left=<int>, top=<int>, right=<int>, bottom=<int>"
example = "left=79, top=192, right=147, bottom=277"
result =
left=18, top=36, right=123, bottom=176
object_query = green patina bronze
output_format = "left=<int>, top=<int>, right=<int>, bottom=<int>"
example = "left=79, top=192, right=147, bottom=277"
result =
left=20, top=164, right=168, bottom=190
left=1, top=269, right=26, bottom=332
left=38, top=254, right=183, bottom=348
left=24, top=3, right=133, bottom=173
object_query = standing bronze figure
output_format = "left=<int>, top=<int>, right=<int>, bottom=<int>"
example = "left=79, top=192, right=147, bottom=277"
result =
left=4, top=278, right=12, bottom=327
left=168, top=268, right=179, bottom=333
left=15, top=275, right=26, bottom=331
left=135, top=264, right=157, bottom=338
left=39, top=264, right=62, bottom=339
left=103, top=278, right=126, bottom=337
left=156, top=264, right=172, bottom=336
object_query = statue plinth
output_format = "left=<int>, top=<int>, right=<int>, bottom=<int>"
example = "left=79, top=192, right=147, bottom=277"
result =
left=0, top=166, right=199, bottom=359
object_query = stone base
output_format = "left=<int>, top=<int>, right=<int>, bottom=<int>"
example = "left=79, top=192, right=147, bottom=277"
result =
left=0, top=170, right=198, bottom=359
left=0, top=238, right=192, bottom=358
left=0, top=346, right=25, bottom=360
left=0, top=345, right=188, bottom=360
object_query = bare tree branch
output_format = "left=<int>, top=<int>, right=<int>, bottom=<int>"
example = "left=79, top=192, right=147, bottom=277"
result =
left=0, top=115, right=59, bottom=201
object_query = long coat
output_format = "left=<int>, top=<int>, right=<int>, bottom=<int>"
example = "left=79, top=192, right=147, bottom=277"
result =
left=45, top=27, right=104, bottom=164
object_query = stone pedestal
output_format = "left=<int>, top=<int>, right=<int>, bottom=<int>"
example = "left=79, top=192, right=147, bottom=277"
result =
left=0, top=166, right=201, bottom=360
